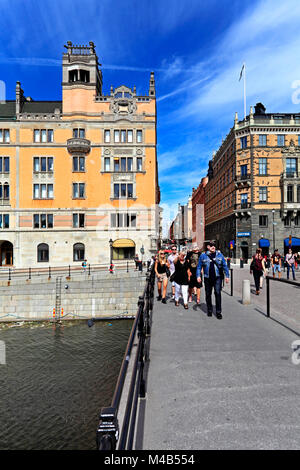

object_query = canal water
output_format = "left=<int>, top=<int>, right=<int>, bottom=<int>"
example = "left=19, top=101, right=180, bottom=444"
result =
left=0, top=320, right=133, bottom=450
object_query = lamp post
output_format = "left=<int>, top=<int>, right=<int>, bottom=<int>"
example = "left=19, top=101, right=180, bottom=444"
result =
left=272, top=210, right=275, bottom=253
left=109, top=238, right=113, bottom=269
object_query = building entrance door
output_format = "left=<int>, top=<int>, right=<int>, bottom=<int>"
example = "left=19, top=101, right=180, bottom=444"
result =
left=240, top=241, right=249, bottom=263
left=0, top=241, right=13, bottom=266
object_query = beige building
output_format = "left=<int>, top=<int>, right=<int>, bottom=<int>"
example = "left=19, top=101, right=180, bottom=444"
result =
left=0, top=42, right=160, bottom=268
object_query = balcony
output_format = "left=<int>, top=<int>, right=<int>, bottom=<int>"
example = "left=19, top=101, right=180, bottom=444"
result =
left=234, top=202, right=251, bottom=217
left=235, top=174, right=251, bottom=188
left=280, top=171, right=299, bottom=180
left=67, top=138, right=91, bottom=155
left=0, top=197, right=10, bottom=206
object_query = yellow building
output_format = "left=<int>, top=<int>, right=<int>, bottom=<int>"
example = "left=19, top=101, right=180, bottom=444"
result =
left=0, top=41, right=160, bottom=267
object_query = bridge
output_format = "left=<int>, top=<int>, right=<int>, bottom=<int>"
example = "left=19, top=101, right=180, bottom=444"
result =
left=96, top=266, right=300, bottom=450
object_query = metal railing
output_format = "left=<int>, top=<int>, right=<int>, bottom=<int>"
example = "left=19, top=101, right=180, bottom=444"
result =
left=1, top=261, right=135, bottom=282
left=266, top=275, right=300, bottom=318
left=96, top=265, right=155, bottom=450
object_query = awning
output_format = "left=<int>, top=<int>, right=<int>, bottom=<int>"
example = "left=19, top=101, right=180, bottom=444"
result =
left=112, top=238, right=135, bottom=248
left=259, top=239, right=270, bottom=248
left=284, top=237, right=300, bottom=247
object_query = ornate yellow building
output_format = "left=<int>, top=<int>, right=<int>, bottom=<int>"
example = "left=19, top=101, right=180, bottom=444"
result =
left=0, top=41, right=160, bottom=267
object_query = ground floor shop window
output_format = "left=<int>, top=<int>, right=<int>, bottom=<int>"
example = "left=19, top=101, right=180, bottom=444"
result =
left=112, top=247, right=135, bottom=260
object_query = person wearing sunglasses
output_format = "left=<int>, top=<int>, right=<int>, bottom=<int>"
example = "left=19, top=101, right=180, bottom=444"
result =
left=196, top=241, right=229, bottom=319
left=154, top=250, right=170, bottom=303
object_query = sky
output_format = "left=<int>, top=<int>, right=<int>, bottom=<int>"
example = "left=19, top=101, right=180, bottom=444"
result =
left=1, top=0, right=300, bottom=231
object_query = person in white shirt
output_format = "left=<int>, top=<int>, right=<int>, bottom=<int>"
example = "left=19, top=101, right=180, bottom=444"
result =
left=167, top=245, right=178, bottom=300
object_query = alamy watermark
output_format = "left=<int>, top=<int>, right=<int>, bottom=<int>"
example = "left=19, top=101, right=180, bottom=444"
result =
left=291, top=339, right=300, bottom=365
left=0, top=340, right=6, bottom=365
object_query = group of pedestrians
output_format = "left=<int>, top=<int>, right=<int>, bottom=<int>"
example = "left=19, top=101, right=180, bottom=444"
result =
left=154, top=241, right=229, bottom=319
left=250, top=247, right=298, bottom=295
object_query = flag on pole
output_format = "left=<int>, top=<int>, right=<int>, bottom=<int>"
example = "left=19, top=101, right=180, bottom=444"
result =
left=239, top=64, right=245, bottom=81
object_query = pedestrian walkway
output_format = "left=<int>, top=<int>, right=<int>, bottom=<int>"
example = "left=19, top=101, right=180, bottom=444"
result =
left=140, top=289, right=300, bottom=450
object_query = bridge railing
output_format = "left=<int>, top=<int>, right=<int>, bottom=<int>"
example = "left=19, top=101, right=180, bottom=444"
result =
left=96, top=265, right=155, bottom=450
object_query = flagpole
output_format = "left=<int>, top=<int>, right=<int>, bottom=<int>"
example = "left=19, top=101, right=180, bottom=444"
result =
left=243, top=62, right=246, bottom=119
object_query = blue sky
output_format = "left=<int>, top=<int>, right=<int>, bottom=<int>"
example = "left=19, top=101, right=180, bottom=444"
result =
left=1, top=0, right=300, bottom=229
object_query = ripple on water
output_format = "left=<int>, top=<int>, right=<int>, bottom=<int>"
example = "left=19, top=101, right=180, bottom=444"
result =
left=0, top=320, right=133, bottom=450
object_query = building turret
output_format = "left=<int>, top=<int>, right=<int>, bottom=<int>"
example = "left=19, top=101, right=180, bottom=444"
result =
left=149, top=71, right=155, bottom=97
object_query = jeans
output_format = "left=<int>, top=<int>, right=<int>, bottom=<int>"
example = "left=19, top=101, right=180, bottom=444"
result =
left=204, top=277, right=222, bottom=314
left=287, top=264, right=296, bottom=280
left=174, top=283, right=188, bottom=304
left=253, top=270, right=262, bottom=291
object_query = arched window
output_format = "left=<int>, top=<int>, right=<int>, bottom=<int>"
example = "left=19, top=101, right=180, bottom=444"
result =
left=37, top=243, right=49, bottom=262
left=73, top=243, right=85, bottom=261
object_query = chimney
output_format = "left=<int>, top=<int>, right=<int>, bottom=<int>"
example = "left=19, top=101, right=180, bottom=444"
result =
left=149, top=71, right=155, bottom=97
left=16, top=81, right=24, bottom=116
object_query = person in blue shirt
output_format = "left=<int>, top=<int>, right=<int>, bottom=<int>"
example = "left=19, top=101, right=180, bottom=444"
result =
left=196, top=241, right=229, bottom=319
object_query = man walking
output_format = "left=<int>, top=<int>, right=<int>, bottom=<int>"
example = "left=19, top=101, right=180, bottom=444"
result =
left=196, top=241, right=229, bottom=319
left=271, top=249, right=282, bottom=279
left=285, top=248, right=296, bottom=280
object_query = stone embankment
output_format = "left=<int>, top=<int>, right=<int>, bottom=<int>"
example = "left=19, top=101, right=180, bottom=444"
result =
left=0, top=271, right=146, bottom=321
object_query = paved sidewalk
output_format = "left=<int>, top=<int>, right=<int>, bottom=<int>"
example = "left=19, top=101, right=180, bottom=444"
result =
left=223, top=266, right=300, bottom=333
left=141, top=289, right=300, bottom=450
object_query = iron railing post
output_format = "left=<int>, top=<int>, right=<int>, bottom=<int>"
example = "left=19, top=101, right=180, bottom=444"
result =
left=8, top=268, right=11, bottom=281
left=88, top=263, right=91, bottom=276
left=48, top=266, right=51, bottom=279
left=96, top=407, right=119, bottom=450
left=230, top=268, right=233, bottom=296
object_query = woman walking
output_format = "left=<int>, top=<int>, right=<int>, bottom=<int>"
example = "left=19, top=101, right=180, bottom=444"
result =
left=187, top=246, right=202, bottom=304
left=154, top=250, right=170, bottom=304
left=250, top=249, right=267, bottom=295
left=173, top=251, right=191, bottom=309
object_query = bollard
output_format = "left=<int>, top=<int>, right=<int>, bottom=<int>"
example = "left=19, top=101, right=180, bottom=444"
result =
left=227, top=258, right=231, bottom=270
left=240, top=258, right=244, bottom=268
left=242, top=279, right=251, bottom=305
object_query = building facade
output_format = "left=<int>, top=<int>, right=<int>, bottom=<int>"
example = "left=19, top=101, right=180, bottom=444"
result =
left=205, top=103, right=300, bottom=261
left=169, top=197, right=193, bottom=249
left=191, top=176, right=208, bottom=248
left=0, top=41, right=160, bottom=268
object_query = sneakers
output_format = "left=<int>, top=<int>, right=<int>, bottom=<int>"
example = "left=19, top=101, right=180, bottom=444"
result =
left=216, top=312, right=222, bottom=320
left=157, top=295, right=162, bottom=301
left=162, top=298, right=167, bottom=304
left=207, top=311, right=212, bottom=317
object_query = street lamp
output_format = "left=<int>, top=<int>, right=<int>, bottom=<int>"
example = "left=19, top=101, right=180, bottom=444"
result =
left=272, top=210, right=275, bottom=253
left=109, top=238, right=113, bottom=267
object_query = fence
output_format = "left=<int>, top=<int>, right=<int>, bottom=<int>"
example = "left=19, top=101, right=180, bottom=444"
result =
left=266, top=275, right=300, bottom=318
left=96, top=265, right=155, bottom=450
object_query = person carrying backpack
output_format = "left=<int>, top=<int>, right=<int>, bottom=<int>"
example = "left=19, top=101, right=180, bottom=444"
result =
left=250, top=249, right=267, bottom=295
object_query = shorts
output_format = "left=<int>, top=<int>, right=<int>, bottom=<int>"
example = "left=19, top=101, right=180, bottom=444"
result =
left=189, top=274, right=202, bottom=289
left=157, top=273, right=168, bottom=281
left=273, top=264, right=281, bottom=273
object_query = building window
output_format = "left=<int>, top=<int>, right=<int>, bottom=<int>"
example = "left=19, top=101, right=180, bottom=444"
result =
left=137, top=157, right=143, bottom=172
left=72, top=183, right=85, bottom=199
left=104, top=130, right=110, bottom=143
left=34, top=129, right=54, bottom=143
left=240, top=164, right=248, bottom=177
left=136, top=130, right=143, bottom=143
left=241, top=193, right=248, bottom=208
left=287, top=185, right=294, bottom=202
left=240, top=136, right=247, bottom=149
left=0, top=183, right=10, bottom=200
left=277, top=135, right=285, bottom=146
left=72, top=156, right=85, bottom=172
left=73, top=243, right=85, bottom=261
left=0, top=214, right=9, bottom=228
left=114, top=130, right=120, bottom=143
left=111, top=213, right=137, bottom=228
left=128, top=130, right=133, bottom=143
left=73, top=213, right=85, bottom=228
left=259, top=135, right=267, bottom=146
left=33, top=156, right=53, bottom=172
left=259, top=215, right=268, bottom=227
left=258, top=158, right=267, bottom=175
left=286, top=158, right=297, bottom=177
left=113, top=183, right=133, bottom=199
left=33, top=184, right=53, bottom=199
left=0, top=157, right=9, bottom=173
left=33, top=214, right=53, bottom=229
left=73, top=128, right=85, bottom=138
left=0, top=129, right=10, bottom=143
left=259, top=187, right=267, bottom=202
left=295, top=214, right=300, bottom=226
left=104, top=157, right=110, bottom=171
left=297, top=185, right=300, bottom=202
left=284, top=215, right=291, bottom=227
left=37, top=243, right=49, bottom=262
